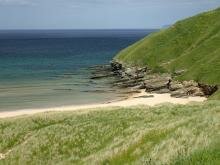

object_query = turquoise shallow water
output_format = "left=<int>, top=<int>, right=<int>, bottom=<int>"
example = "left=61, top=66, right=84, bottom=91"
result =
left=0, top=30, right=156, bottom=111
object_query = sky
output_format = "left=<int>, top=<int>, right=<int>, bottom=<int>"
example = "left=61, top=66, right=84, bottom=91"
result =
left=0, top=0, right=220, bottom=29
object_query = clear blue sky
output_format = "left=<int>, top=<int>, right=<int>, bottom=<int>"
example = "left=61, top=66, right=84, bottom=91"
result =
left=0, top=0, right=220, bottom=29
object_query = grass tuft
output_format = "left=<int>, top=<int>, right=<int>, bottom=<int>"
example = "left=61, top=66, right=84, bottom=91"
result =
left=0, top=101, right=219, bottom=164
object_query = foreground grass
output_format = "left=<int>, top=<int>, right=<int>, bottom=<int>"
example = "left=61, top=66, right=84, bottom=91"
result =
left=0, top=101, right=220, bottom=164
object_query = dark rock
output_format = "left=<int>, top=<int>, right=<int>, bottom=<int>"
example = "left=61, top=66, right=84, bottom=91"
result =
left=132, top=67, right=147, bottom=78
left=90, top=73, right=115, bottom=79
left=89, top=64, right=112, bottom=71
left=186, top=87, right=205, bottom=96
left=81, top=90, right=107, bottom=93
left=111, top=61, right=123, bottom=72
left=111, top=60, right=148, bottom=79
left=121, top=67, right=147, bottom=79
left=134, top=95, right=154, bottom=98
left=198, top=83, right=218, bottom=96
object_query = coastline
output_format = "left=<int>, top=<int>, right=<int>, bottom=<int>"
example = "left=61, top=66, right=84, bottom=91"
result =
left=0, top=90, right=206, bottom=118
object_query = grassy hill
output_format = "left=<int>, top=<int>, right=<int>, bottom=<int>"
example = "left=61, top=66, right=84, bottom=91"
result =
left=1, top=8, right=220, bottom=165
left=0, top=101, right=220, bottom=164
left=115, top=8, right=220, bottom=99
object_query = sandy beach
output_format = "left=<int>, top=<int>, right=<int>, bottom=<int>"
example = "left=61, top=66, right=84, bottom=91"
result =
left=0, top=90, right=207, bottom=118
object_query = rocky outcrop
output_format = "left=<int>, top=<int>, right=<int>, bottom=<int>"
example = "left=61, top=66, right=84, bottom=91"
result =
left=144, top=74, right=171, bottom=92
left=90, top=65, right=116, bottom=79
left=198, top=83, right=218, bottom=95
left=170, top=89, right=188, bottom=98
left=111, top=61, right=122, bottom=72
left=143, top=75, right=206, bottom=98
left=169, top=80, right=206, bottom=98
left=91, top=60, right=218, bottom=98
left=90, top=73, right=115, bottom=79
left=110, top=61, right=219, bottom=98
left=110, top=60, right=147, bottom=79
left=169, top=81, right=183, bottom=91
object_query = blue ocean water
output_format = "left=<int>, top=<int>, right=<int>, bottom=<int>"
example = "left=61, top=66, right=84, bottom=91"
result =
left=0, top=29, right=156, bottom=111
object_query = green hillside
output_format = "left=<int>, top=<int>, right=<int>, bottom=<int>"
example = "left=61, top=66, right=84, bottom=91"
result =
left=0, top=101, right=220, bottom=164
left=115, top=8, right=220, bottom=99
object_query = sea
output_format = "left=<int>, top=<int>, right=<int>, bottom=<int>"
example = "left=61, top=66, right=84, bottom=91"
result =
left=0, top=29, right=156, bottom=111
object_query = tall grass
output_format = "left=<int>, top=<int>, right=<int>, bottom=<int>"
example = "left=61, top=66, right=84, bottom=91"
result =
left=115, top=7, right=220, bottom=98
left=0, top=101, right=219, bottom=164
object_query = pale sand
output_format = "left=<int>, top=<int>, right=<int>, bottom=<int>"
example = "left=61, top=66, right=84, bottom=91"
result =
left=0, top=90, right=207, bottom=118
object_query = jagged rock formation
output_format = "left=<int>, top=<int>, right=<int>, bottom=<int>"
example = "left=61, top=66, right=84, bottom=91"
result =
left=109, top=61, right=218, bottom=98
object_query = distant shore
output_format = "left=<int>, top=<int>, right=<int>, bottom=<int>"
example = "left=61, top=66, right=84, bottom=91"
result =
left=0, top=90, right=206, bottom=118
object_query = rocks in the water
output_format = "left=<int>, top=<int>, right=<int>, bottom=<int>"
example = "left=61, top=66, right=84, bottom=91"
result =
left=114, top=79, right=143, bottom=88
left=89, top=64, right=112, bottom=71
left=81, top=90, right=107, bottom=93
left=90, top=73, right=115, bottom=79
left=90, top=63, right=118, bottom=80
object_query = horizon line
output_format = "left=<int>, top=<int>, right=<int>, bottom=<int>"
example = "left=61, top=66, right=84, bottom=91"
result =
left=0, top=28, right=161, bottom=31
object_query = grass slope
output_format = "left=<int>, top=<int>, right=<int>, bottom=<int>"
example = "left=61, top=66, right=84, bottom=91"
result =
left=115, top=8, right=220, bottom=99
left=0, top=101, right=220, bottom=164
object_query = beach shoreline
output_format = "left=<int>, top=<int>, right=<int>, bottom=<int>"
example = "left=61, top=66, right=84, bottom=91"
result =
left=0, top=90, right=207, bottom=118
